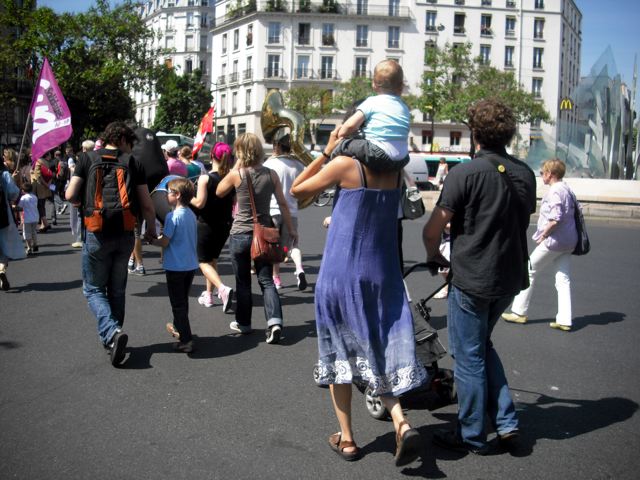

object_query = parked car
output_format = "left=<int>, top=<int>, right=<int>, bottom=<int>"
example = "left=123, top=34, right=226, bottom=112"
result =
left=405, top=153, right=472, bottom=190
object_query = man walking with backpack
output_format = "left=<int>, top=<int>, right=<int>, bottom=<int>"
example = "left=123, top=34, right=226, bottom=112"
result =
left=66, top=122, right=157, bottom=367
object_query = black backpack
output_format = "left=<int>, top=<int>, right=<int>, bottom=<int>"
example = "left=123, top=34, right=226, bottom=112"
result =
left=82, top=150, right=137, bottom=234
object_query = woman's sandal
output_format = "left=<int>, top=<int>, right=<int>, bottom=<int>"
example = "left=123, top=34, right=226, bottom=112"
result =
left=394, top=421, right=422, bottom=467
left=328, top=432, right=361, bottom=462
left=166, top=323, right=180, bottom=340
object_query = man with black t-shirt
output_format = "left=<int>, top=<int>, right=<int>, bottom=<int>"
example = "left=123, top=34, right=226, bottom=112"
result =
left=423, top=99, right=536, bottom=455
left=66, top=122, right=157, bottom=367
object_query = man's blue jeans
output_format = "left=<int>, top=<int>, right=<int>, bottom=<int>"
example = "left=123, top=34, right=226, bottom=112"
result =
left=448, top=285, right=519, bottom=448
left=229, top=233, right=283, bottom=328
left=82, top=231, right=135, bottom=346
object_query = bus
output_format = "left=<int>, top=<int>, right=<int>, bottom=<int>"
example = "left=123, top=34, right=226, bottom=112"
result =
left=405, top=153, right=472, bottom=190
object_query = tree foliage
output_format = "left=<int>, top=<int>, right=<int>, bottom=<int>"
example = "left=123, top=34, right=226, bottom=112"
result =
left=332, top=76, right=375, bottom=113
left=284, top=85, right=333, bottom=144
left=152, top=68, right=212, bottom=137
left=0, top=0, right=165, bottom=146
left=407, top=42, right=551, bottom=135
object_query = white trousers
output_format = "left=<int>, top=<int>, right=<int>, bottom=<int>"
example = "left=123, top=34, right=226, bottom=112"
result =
left=70, top=205, right=82, bottom=242
left=511, top=243, right=572, bottom=326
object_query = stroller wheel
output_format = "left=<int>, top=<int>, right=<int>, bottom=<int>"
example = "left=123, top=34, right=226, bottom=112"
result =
left=364, top=386, right=389, bottom=420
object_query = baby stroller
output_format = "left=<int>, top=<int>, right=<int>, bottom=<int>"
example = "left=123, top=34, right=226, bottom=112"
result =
left=357, top=262, right=456, bottom=420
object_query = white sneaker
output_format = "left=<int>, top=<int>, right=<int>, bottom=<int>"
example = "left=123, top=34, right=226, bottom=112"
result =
left=198, top=291, right=214, bottom=308
left=295, top=270, right=307, bottom=291
left=229, top=321, right=252, bottom=334
left=266, top=325, right=282, bottom=344
left=218, top=285, right=233, bottom=313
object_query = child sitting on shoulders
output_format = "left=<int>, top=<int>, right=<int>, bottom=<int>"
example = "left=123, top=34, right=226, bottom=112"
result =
left=149, top=177, right=199, bottom=353
left=331, top=59, right=410, bottom=172
left=18, top=183, right=40, bottom=255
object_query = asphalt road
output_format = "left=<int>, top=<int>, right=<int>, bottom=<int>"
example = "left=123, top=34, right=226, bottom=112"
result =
left=1, top=205, right=639, bottom=479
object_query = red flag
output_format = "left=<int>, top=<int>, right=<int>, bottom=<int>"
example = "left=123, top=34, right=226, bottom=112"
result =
left=30, top=58, right=72, bottom=162
left=192, top=106, right=215, bottom=156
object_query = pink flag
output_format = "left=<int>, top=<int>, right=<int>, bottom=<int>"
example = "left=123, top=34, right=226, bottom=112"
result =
left=192, top=106, right=215, bottom=156
left=30, top=57, right=72, bottom=161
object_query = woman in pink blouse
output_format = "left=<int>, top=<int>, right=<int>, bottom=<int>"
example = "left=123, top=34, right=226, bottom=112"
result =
left=502, top=158, right=578, bottom=331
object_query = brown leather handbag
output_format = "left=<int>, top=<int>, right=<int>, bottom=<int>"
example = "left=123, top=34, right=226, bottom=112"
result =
left=244, top=168, right=285, bottom=264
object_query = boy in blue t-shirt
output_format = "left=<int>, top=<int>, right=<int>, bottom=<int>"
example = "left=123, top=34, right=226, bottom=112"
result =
left=332, top=59, right=410, bottom=172
left=150, top=177, right=199, bottom=353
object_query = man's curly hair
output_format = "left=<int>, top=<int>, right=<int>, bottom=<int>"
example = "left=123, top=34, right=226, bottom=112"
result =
left=103, top=121, right=137, bottom=147
left=467, top=99, right=516, bottom=149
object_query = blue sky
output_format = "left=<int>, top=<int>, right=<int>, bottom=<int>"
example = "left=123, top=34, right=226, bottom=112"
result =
left=40, top=0, right=639, bottom=108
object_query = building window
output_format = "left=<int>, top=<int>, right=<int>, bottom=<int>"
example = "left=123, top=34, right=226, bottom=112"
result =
left=199, top=59, right=207, bottom=74
left=296, top=55, right=310, bottom=78
left=232, top=92, right=237, bottom=114
left=450, top=131, right=461, bottom=146
left=534, top=18, right=545, bottom=39
left=238, top=123, right=246, bottom=135
left=532, top=77, right=542, bottom=98
left=187, top=12, right=194, bottom=27
left=426, top=11, right=437, bottom=32
left=388, top=26, right=400, bottom=48
left=480, top=45, right=491, bottom=65
left=245, top=90, right=251, bottom=112
left=220, top=94, right=226, bottom=115
left=185, top=59, right=193, bottom=73
left=454, top=14, right=465, bottom=34
left=481, top=0, right=492, bottom=5
left=533, top=47, right=544, bottom=69
left=322, top=23, right=335, bottom=46
left=233, top=29, right=239, bottom=49
left=357, top=0, right=368, bottom=15
left=222, top=33, right=227, bottom=53
left=355, top=57, right=368, bottom=77
left=246, top=24, right=253, bottom=46
left=388, top=0, right=400, bottom=17
left=186, top=35, right=194, bottom=51
left=424, top=40, right=437, bottom=65
left=481, top=15, right=492, bottom=36
left=268, top=22, right=281, bottom=44
left=356, top=25, right=368, bottom=47
left=267, top=54, right=281, bottom=77
left=534, top=0, right=544, bottom=9
left=165, top=13, right=173, bottom=30
left=200, top=13, right=208, bottom=28
left=298, top=23, right=311, bottom=45
left=422, top=130, right=433, bottom=146
left=200, top=35, right=207, bottom=51
left=505, top=16, right=516, bottom=36
left=504, top=45, right=514, bottom=67
left=321, top=56, right=334, bottom=79
left=165, top=35, right=174, bottom=49
left=245, top=56, right=252, bottom=80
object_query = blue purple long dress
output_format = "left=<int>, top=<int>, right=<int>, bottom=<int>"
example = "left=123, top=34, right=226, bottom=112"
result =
left=313, top=177, right=428, bottom=396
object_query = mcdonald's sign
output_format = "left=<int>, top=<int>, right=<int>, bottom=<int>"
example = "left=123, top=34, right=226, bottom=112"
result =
left=559, top=97, right=574, bottom=111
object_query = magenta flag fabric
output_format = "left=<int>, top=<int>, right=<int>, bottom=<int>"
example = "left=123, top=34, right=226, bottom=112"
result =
left=30, top=57, right=72, bottom=161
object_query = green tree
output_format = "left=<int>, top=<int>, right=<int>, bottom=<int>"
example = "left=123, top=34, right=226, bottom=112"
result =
left=408, top=42, right=551, bottom=152
left=332, top=76, right=375, bottom=112
left=152, top=68, right=212, bottom=137
left=284, top=85, right=333, bottom=146
left=0, top=0, right=165, bottom=147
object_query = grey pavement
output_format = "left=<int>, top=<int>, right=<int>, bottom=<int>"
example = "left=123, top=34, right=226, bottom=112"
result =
left=1, top=205, right=639, bottom=479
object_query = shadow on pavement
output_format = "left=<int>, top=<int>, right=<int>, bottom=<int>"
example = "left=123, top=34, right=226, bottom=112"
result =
left=20, top=279, right=83, bottom=292
left=521, top=311, right=626, bottom=331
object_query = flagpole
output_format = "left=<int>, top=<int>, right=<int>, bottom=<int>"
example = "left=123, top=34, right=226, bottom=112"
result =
left=14, top=112, right=32, bottom=175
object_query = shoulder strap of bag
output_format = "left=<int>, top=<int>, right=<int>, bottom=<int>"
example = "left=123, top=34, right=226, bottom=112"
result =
left=243, top=168, right=259, bottom=225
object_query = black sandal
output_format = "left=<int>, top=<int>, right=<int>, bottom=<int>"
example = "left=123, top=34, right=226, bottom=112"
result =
left=328, top=432, right=361, bottom=462
left=394, top=421, right=422, bottom=467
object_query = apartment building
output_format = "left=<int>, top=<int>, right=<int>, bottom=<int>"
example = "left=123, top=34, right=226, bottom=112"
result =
left=415, top=0, right=582, bottom=150
left=134, top=0, right=215, bottom=128
left=147, top=0, right=580, bottom=151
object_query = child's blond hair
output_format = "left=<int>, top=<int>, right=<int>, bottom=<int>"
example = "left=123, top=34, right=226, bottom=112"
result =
left=373, top=60, right=404, bottom=95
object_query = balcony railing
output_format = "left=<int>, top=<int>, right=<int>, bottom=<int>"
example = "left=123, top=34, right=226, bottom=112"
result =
left=228, top=72, right=239, bottom=83
left=264, top=67, right=286, bottom=79
left=217, top=75, right=226, bottom=85
left=454, top=26, right=466, bottom=34
left=215, top=1, right=410, bottom=27
left=243, top=69, right=253, bottom=81
left=352, top=69, right=371, bottom=78
left=294, top=68, right=315, bottom=79
left=318, top=69, right=338, bottom=80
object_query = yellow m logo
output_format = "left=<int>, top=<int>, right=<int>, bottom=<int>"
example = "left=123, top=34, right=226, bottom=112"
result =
left=560, top=97, right=573, bottom=111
